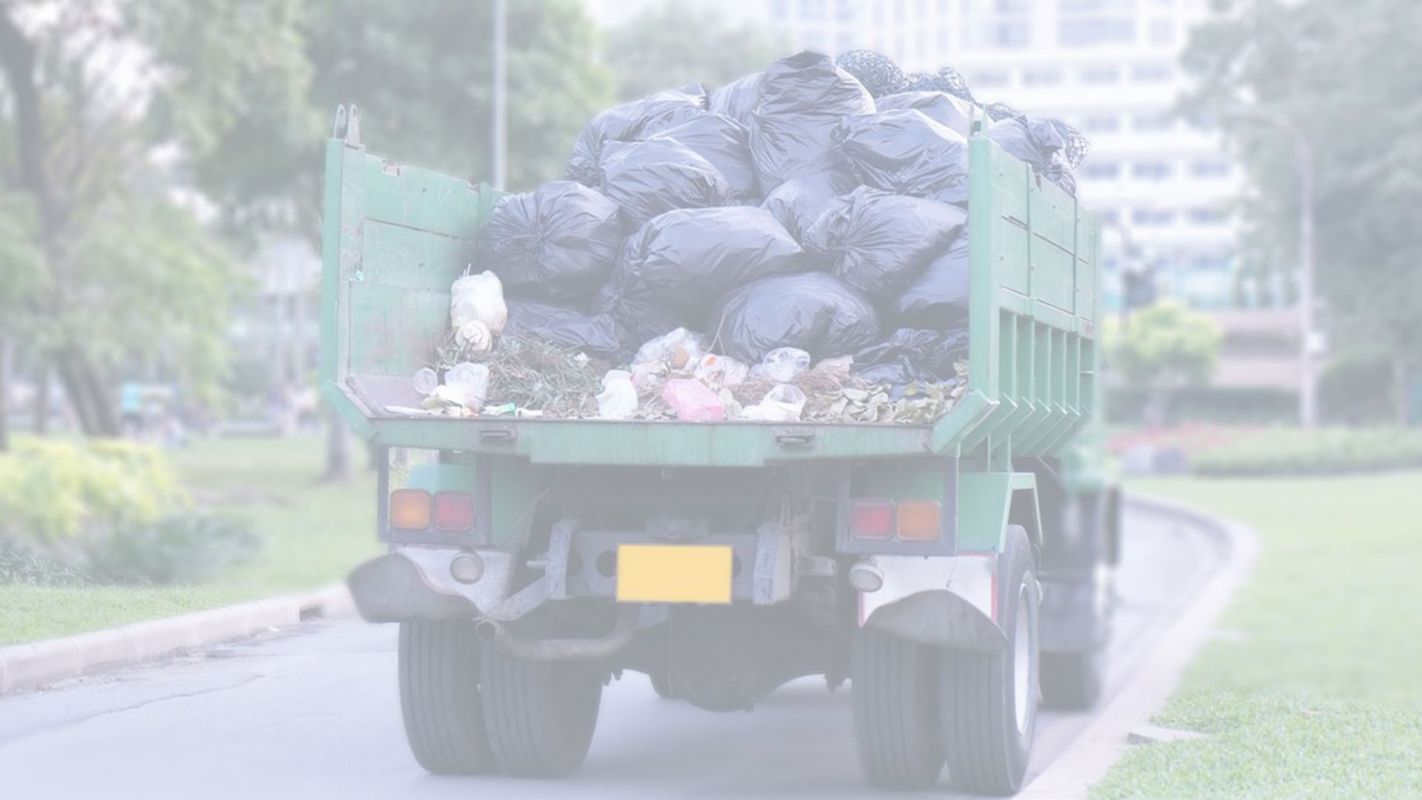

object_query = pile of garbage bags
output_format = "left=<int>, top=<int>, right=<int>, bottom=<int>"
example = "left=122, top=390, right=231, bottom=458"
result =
left=411, top=50, right=1087, bottom=424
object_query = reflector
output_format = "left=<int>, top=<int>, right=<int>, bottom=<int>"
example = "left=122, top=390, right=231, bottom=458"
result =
left=389, top=489, right=431, bottom=530
left=896, top=500, right=942, bottom=541
left=433, top=491, right=476, bottom=531
left=851, top=499, right=895, bottom=539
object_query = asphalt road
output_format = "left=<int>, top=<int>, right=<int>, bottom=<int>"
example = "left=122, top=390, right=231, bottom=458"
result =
left=0, top=503, right=1222, bottom=799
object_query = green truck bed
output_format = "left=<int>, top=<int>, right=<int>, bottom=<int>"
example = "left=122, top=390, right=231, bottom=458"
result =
left=320, top=108, right=1100, bottom=468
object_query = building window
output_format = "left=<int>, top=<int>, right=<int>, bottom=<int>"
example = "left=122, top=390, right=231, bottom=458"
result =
left=1022, top=67, right=1061, bottom=86
left=1149, top=18, right=1175, bottom=45
left=799, top=0, right=827, bottom=21
left=1131, top=208, right=1176, bottom=226
left=1059, top=18, right=1135, bottom=47
left=973, top=69, right=1010, bottom=88
left=1081, top=162, right=1121, bottom=180
left=1134, top=113, right=1174, bottom=132
left=1132, top=161, right=1172, bottom=180
left=1097, top=208, right=1121, bottom=225
left=1190, top=159, right=1231, bottom=178
left=1188, top=208, right=1229, bottom=225
left=1082, top=114, right=1122, bottom=133
left=1081, top=66, right=1120, bottom=84
left=1131, top=63, right=1174, bottom=83
left=836, top=0, right=856, bottom=21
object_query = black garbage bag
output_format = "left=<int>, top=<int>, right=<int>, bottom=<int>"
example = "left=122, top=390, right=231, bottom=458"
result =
left=833, top=109, right=970, bottom=205
left=894, top=227, right=970, bottom=329
left=710, top=272, right=881, bottom=363
left=804, top=187, right=966, bottom=303
left=598, top=138, right=733, bottom=229
left=760, top=168, right=857, bottom=244
left=651, top=113, right=758, bottom=203
left=502, top=299, right=625, bottom=361
left=903, top=66, right=974, bottom=102
left=476, top=180, right=623, bottom=302
left=854, top=327, right=969, bottom=390
left=749, top=51, right=875, bottom=191
left=833, top=50, right=908, bottom=98
left=607, top=206, right=807, bottom=330
left=566, top=86, right=708, bottom=185
left=987, top=115, right=1077, bottom=195
left=874, top=91, right=974, bottom=136
left=708, top=72, right=762, bottom=127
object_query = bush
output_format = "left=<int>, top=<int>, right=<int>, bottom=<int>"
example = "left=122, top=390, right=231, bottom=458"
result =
left=84, top=511, right=261, bottom=586
left=1107, top=386, right=1297, bottom=425
left=1192, top=427, right=1422, bottom=476
left=0, top=439, right=188, bottom=545
left=0, top=540, right=91, bottom=587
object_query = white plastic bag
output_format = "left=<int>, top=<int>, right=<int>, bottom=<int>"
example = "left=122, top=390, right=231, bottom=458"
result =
left=444, top=362, right=491, bottom=409
left=633, top=327, right=704, bottom=372
left=754, top=347, right=811, bottom=383
left=742, top=383, right=807, bottom=421
left=456, top=320, right=493, bottom=352
left=596, top=369, right=638, bottom=419
left=693, top=353, right=750, bottom=391
left=450, top=270, right=508, bottom=335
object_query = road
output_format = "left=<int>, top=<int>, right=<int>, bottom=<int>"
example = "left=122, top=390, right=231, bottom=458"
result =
left=0, top=502, right=1222, bottom=799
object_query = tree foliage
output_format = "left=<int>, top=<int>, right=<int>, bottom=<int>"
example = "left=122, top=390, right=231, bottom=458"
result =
left=603, top=1, right=782, bottom=101
left=1182, top=0, right=1422, bottom=416
left=1112, top=302, right=1222, bottom=393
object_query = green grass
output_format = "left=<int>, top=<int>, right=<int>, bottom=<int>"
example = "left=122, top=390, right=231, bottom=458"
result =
left=1093, top=473, right=1422, bottom=799
left=0, top=435, right=378, bottom=646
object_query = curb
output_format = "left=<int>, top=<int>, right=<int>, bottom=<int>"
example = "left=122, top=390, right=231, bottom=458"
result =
left=1019, top=492, right=1260, bottom=799
left=0, top=584, right=354, bottom=696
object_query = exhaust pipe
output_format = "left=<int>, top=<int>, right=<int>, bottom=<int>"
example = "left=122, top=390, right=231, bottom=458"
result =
left=477, top=606, right=639, bottom=661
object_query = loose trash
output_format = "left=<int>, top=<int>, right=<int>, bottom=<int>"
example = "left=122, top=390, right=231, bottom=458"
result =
left=803, top=187, right=966, bottom=303
left=741, top=383, right=807, bottom=421
left=456, top=320, right=493, bottom=352
left=596, top=370, right=639, bottom=419
left=443, top=362, right=491, bottom=409
left=598, top=138, right=732, bottom=229
left=854, top=328, right=969, bottom=391
left=748, top=51, right=875, bottom=191
left=663, top=378, right=726, bottom=422
left=692, top=353, right=750, bottom=391
left=711, top=273, right=881, bottom=364
left=651, top=113, right=759, bottom=203
left=499, top=300, right=624, bottom=361
left=755, top=348, right=812, bottom=383
left=450, top=270, right=508, bottom=335
left=411, top=367, right=439, bottom=396
left=476, top=180, right=623, bottom=302
left=566, top=85, right=708, bottom=185
left=834, top=110, right=971, bottom=205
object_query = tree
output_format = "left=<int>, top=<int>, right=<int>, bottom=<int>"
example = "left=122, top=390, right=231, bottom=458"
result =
left=1111, top=302, right=1222, bottom=427
left=1182, top=0, right=1422, bottom=422
left=603, top=2, right=783, bottom=101
left=0, top=0, right=309, bottom=436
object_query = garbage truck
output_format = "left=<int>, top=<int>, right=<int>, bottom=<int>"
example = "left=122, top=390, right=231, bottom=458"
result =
left=325, top=105, right=1119, bottom=795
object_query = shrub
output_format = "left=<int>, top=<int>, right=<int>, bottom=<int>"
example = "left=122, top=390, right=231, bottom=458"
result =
left=84, top=511, right=261, bottom=586
left=0, top=540, right=91, bottom=587
left=1192, top=427, right=1422, bottom=476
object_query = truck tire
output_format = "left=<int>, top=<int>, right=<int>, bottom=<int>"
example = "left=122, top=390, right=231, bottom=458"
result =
left=1040, top=648, right=1103, bottom=710
left=480, top=646, right=603, bottom=776
left=851, top=626, right=945, bottom=789
left=398, top=620, right=496, bottom=774
left=941, top=524, right=1039, bottom=796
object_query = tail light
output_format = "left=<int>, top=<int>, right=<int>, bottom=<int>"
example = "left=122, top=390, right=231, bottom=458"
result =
left=433, top=491, right=476, bottom=531
left=389, top=489, right=432, bottom=530
left=850, top=498, right=942, bottom=542
left=851, top=499, right=895, bottom=540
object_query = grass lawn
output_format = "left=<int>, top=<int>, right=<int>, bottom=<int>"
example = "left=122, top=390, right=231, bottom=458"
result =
left=1093, top=472, right=1422, bottom=799
left=0, top=435, right=379, bottom=646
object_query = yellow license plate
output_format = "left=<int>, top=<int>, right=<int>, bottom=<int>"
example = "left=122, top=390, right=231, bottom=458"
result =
left=615, top=544, right=733, bottom=604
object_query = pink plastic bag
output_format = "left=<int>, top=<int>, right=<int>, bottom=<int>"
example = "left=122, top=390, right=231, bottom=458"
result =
left=662, top=379, right=726, bottom=422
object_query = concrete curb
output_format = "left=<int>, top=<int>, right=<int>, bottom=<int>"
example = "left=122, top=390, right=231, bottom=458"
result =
left=1019, top=492, right=1260, bottom=799
left=0, top=584, right=354, bottom=696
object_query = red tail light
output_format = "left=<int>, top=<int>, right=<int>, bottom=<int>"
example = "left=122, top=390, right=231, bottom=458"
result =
left=432, top=491, right=476, bottom=531
left=851, top=499, right=896, bottom=540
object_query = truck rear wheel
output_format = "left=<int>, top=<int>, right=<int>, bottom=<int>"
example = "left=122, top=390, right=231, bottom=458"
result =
left=479, top=646, right=603, bottom=776
left=1040, top=648, right=1103, bottom=710
left=851, top=626, right=945, bottom=789
left=398, top=620, right=496, bottom=774
left=941, top=525, right=1039, bottom=796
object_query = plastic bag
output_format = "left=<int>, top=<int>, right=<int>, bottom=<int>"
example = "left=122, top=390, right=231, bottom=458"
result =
left=596, top=370, right=638, bottom=419
left=444, top=363, right=491, bottom=409
left=663, top=378, right=726, bottom=421
left=803, top=187, right=966, bottom=303
left=451, top=271, right=508, bottom=335
left=754, top=347, right=812, bottom=382
left=597, top=138, right=732, bottom=230
left=760, top=168, right=856, bottom=244
left=710, top=272, right=881, bottom=364
left=476, top=180, right=623, bottom=302
left=456, top=320, right=493, bottom=352
left=834, top=110, right=970, bottom=205
left=633, top=327, right=704, bottom=372
left=607, top=206, right=806, bottom=328
left=707, top=71, right=762, bottom=127
left=741, top=383, right=807, bottom=421
left=693, top=353, right=750, bottom=390
left=894, top=228, right=970, bottom=329
left=651, top=113, right=758, bottom=203
left=854, top=328, right=969, bottom=390
left=566, top=86, right=707, bottom=185
left=874, top=91, right=974, bottom=137
left=903, top=66, right=974, bottom=102
left=987, top=115, right=1077, bottom=195
left=748, top=51, right=875, bottom=192
left=833, top=50, right=908, bottom=98
left=501, top=299, right=625, bottom=361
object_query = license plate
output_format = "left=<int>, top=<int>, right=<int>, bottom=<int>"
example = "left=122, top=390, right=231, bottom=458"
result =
left=615, top=544, right=733, bottom=604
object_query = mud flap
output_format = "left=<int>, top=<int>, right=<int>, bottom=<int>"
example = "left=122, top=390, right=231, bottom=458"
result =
left=865, top=590, right=1007, bottom=653
left=347, top=553, right=475, bottom=623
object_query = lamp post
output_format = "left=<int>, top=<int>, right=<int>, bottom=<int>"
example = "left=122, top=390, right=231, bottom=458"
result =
left=1226, top=109, right=1318, bottom=428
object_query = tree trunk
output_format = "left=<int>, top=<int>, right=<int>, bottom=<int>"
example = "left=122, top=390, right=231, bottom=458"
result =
left=323, top=404, right=351, bottom=481
left=34, top=362, right=49, bottom=436
left=55, top=349, right=120, bottom=437
left=0, top=337, right=10, bottom=452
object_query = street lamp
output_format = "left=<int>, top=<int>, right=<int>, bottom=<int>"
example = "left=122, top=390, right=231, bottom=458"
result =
left=1224, top=108, right=1318, bottom=428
